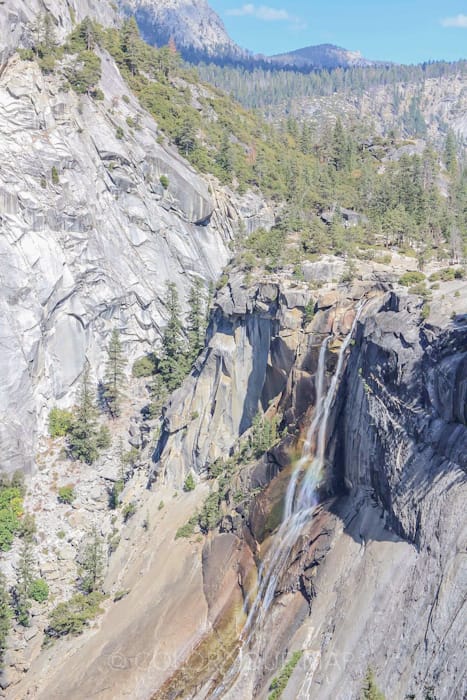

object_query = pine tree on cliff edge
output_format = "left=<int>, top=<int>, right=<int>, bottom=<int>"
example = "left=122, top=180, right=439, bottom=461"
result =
left=68, top=364, right=99, bottom=464
left=103, top=328, right=126, bottom=418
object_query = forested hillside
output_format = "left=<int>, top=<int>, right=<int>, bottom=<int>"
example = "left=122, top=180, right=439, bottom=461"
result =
left=22, top=15, right=467, bottom=270
left=197, top=60, right=467, bottom=109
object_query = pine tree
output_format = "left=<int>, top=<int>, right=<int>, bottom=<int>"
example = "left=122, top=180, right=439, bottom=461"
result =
left=79, top=16, right=99, bottom=51
left=0, top=572, right=11, bottom=668
left=361, top=668, right=386, bottom=700
left=103, top=329, right=126, bottom=418
left=187, top=278, right=206, bottom=366
left=157, top=45, right=179, bottom=79
left=175, top=115, right=198, bottom=156
left=444, top=129, right=458, bottom=177
left=331, top=118, right=347, bottom=171
left=32, top=11, right=57, bottom=54
left=68, top=365, right=99, bottom=464
left=215, top=132, right=233, bottom=181
left=14, top=540, right=35, bottom=627
left=121, top=17, right=140, bottom=75
left=80, top=525, right=105, bottom=594
left=158, top=283, right=188, bottom=392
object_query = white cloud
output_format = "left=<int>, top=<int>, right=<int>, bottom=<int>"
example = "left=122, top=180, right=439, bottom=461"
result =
left=226, top=4, right=293, bottom=22
left=441, top=14, right=467, bottom=28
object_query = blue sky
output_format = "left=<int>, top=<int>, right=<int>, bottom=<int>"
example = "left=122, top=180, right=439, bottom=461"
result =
left=209, top=1, right=467, bottom=63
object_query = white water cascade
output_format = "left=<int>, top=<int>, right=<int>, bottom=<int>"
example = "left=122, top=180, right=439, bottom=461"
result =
left=211, top=303, right=365, bottom=699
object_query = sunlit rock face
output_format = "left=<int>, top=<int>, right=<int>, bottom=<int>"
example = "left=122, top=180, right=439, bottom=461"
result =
left=0, top=45, right=275, bottom=474
left=120, top=0, right=248, bottom=60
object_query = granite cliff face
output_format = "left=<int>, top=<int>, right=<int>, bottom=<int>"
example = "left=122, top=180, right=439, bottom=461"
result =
left=0, top=41, right=274, bottom=475
left=156, top=277, right=466, bottom=700
left=0, top=0, right=118, bottom=64
left=1, top=4, right=466, bottom=699
left=3, top=266, right=466, bottom=699
left=120, top=0, right=247, bottom=60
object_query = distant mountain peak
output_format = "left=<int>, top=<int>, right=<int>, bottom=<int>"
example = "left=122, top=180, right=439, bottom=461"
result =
left=270, top=43, right=376, bottom=69
left=120, top=0, right=248, bottom=60
left=123, top=1, right=377, bottom=70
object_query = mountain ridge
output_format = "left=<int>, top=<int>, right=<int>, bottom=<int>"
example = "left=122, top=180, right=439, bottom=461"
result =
left=122, top=0, right=379, bottom=69
left=119, top=0, right=249, bottom=60
left=270, top=42, right=378, bottom=69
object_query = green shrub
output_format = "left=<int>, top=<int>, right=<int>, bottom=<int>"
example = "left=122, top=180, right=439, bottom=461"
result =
left=429, top=267, right=464, bottom=282
left=116, top=126, right=124, bottom=140
left=109, top=480, right=124, bottom=510
left=303, top=300, right=315, bottom=325
left=268, top=650, right=303, bottom=700
left=132, top=354, right=158, bottom=377
left=29, top=579, right=49, bottom=603
left=18, top=48, right=35, bottom=61
left=160, top=175, right=169, bottom=189
left=216, top=273, right=229, bottom=290
left=122, top=94, right=130, bottom=104
left=57, top=530, right=66, bottom=540
left=175, top=517, right=197, bottom=540
left=408, top=282, right=430, bottom=299
left=398, top=271, right=425, bottom=286
left=360, top=667, right=386, bottom=700
left=57, top=486, right=75, bottom=505
left=183, top=473, right=196, bottom=492
left=51, top=166, right=60, bottom=185
left=113, top=589, right=130, bottom=602
left=208, top=459, right=225, bottom=479
left=40, top=54, right=56, bottom=74
left=65, top=49, right=102, bottom=95
left=122, top=502, right=136, bottom=522
left=49, top=408, right=74, bottom=438
left=198, top=492, right=222, bottom=532
left=250, top=413, right=279, bottom=458
left=0, top=486, right=23, bottom=551
left=421, top=304, right=430, bottom=321
left=18, top=513, right=36, bottom=540
left=44, top=591, right=105, bottom=641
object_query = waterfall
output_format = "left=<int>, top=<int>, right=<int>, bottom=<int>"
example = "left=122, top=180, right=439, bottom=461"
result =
left=211, top=304, right=365, bottom=698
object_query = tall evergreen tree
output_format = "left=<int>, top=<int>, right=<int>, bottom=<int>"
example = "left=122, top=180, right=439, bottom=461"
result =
left=14, top=540, right=35, bottom=627
left=158, top=283, right=188, bottom=392
left=444, top=129, right=458, bottom=177
left=103, top=329, right=126, bottom=418
left=79, top=16, right=99, bottom=51
left=121, top=17, right=140, bottom=75
left=175, top=115, right=198, bottom=156
left=68, top=365, right=99, bottom=464
left=215, top=132, right=233, bottom=180
left=187, top=278, right=206, bottom=366
left=331, top=118, right=348, bottom=171
left=80, top=525, right=105, bottom=594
